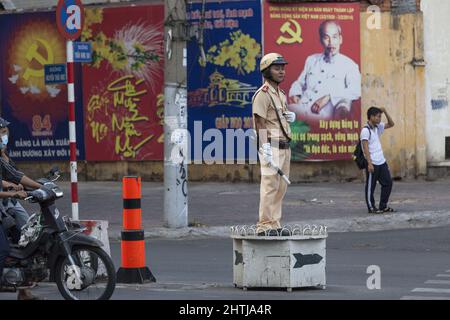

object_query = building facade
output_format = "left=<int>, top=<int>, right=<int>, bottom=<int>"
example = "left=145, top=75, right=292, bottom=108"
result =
left=421, top=0, right=450, bottom=178
left=0, top=0, right=437, bottom=182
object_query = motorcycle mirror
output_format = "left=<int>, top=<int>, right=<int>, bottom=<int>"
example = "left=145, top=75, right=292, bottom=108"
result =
left=49, top=166, right=60, bottom=176
left=46, top=166, right=60, bottom=180
left=42, top=167, right=61, bottom=183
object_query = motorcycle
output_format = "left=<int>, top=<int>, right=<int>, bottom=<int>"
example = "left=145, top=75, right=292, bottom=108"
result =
left=0, top=168, right=116, bottom=300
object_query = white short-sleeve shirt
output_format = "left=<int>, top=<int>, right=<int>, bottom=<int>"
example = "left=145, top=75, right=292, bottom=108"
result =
left=360, top=122, right=386, bottom=165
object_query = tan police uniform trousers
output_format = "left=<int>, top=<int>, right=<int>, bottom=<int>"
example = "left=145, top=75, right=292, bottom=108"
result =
left=257, top=146, right=291, bottom=231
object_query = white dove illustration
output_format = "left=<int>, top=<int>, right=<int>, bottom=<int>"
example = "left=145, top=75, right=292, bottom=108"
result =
left=29, top=85, right=41, bottom=94
left=9, top=74, right=19, bottom=84
left=46, top=85, right=61, bottom=97
left=20, top=87, right=30, bottom=94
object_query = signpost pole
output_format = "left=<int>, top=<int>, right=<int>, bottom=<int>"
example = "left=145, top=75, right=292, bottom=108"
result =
left=66, top=39, right=79, bottom=220
left=57, top=0, right=83, bottom=220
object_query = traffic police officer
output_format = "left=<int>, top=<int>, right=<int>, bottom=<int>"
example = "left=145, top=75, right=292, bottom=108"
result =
left=252, top=53, right=296, bottom=236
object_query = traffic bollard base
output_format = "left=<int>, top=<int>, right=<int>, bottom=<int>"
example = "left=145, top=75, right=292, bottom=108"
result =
left=116, top=267, right=156, bottom=284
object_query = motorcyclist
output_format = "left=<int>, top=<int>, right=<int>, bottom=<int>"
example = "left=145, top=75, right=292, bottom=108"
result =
left=0, top=117, right=31, bottom=242
left=0, top=153, right=42, bottom=299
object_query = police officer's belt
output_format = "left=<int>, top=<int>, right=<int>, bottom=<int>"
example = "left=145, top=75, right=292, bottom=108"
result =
left=269, top=139, right=291, bottom=149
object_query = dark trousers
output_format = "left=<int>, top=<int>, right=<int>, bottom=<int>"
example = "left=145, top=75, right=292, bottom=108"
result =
left=0, top=225, right=10, bottom=280
left=365, top=162, right=393, bottom=211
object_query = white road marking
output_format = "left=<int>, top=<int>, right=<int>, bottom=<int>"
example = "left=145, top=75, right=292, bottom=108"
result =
left=425, top=280, right=450, bottom=285
left=412, top=288, right=450, bottom=294
left=402, top=269, right=450, bottom=300
left=401, top=296, right=450, bottom=300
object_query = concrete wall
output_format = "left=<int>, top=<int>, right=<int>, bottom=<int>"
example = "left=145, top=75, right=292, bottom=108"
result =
left=361, top=11, right=426, bottom=179
left=15, top=8, right=427, bottom=182
left=421, top=0, right=450, bottom=168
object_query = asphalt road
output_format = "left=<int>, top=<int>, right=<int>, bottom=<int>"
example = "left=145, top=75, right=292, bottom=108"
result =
left=19, top=180, right=450, bottom=233
left=1, top=227, right=450, bottom=300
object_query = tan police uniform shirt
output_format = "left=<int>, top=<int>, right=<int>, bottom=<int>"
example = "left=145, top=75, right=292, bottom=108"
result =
left=252, top=81, right=292, bottom=141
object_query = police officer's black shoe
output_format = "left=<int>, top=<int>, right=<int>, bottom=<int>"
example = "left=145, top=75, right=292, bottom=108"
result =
left=257, top=229, right=279, bottom=236
left=276, top=228, right=291, bottom=236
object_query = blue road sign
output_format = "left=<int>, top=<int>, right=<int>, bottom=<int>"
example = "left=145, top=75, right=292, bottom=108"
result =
left=44, top=64, right=67, bottom=84
left=73, top=42, right=92, bottom=62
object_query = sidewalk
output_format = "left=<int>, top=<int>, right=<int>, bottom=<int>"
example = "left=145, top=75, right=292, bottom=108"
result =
left=22, top=179, right=450, bottom=239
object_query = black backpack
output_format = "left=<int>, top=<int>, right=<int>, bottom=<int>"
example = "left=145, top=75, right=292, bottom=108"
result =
left=352, top=126, right=371, bottom=169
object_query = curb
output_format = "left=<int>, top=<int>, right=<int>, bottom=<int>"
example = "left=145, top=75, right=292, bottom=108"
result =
left=107, top=210, right=450, bottom=241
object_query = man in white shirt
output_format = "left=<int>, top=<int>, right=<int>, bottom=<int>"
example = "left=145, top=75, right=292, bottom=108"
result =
left=360, top=106, right=395, bottom=214
left=288, top=20, right=361, bottom=121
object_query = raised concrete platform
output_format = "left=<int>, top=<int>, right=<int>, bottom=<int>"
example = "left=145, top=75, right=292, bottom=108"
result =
left=231, top=225, right=327, bottom=291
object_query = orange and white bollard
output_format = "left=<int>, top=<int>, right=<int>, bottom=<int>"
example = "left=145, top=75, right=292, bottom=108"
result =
left=116, top=176, right=155, bottom=283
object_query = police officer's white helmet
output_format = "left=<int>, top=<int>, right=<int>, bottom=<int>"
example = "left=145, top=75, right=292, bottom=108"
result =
left=259, top=53, right=288, bottom=73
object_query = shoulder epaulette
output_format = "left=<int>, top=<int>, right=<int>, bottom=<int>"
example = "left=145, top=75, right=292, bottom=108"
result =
left=252, top=85, right=271, bottom=103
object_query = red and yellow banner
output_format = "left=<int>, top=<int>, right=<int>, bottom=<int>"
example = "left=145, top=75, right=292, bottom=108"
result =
left=82, top=5, right=164, bottom=161
left=0, top=12, right=85, bottom=161
left=264, top=1, right=361, bottom=161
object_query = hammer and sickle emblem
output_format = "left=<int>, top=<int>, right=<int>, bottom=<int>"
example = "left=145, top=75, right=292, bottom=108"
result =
left=23, top=38, right=55, bottom=80
left=276, top=19, right=303, bottom=45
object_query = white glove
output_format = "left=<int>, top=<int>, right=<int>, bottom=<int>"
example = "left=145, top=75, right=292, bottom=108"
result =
left=283, top=111, right=296, bottom=123
left=260, top=143, right=273, bottom=163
